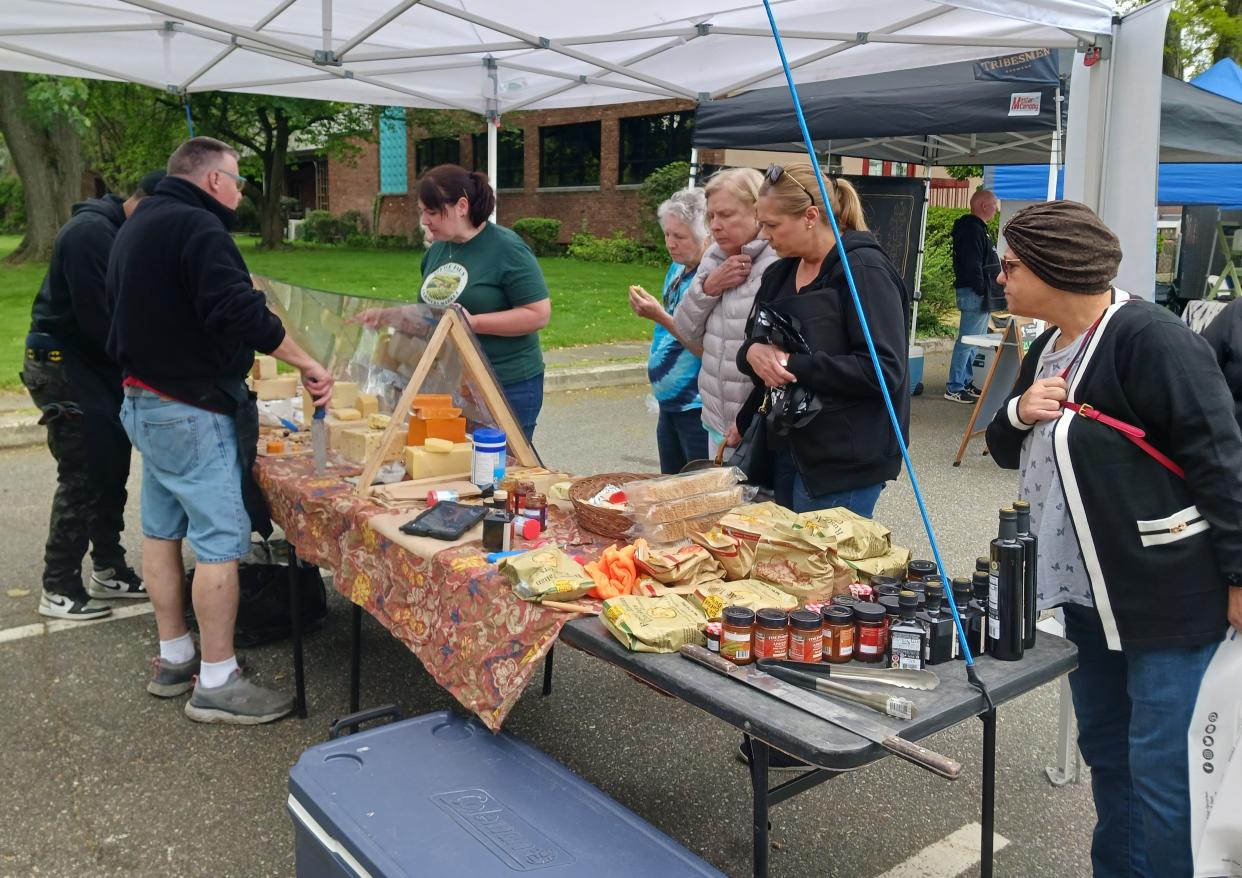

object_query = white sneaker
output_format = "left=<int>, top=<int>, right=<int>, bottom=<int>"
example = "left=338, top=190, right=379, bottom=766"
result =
left=87, top=566, right=148, bottom=600
left=38, top=591, right=112, bottom=621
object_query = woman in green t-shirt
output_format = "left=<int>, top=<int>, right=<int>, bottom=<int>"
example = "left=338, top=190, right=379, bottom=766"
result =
left=360, top=165, right=551, bottom=440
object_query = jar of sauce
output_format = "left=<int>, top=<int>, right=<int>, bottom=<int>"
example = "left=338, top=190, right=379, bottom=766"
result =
left=873, top=583, right=902, bottom=600
left=853, top=603, right=887, bottom=663
left=870, top=575, right=902, bottom=594
left=753, top=608, right=789, bottom=660
left=831, top=593, right=859, bottom=612
left=907, top=559, right=938, bottom=580
left=787, top=609, right=822, bottom=663
left=525, top=492, right=548, bottom=529
left=822, top=605, right=855, bottom=663
left=515, top=480, right=536, bottom=515
left=720, top=606, right=755, bottom=665
left=704, top=621, right=722, bottom=654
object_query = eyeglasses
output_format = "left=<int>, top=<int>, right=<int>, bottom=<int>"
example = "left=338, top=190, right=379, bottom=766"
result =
left=1000, top=257, right=1023, bottom=276
left=216, top=168, right=246, bottom=187
left=765, top=164, right=815, bottom=205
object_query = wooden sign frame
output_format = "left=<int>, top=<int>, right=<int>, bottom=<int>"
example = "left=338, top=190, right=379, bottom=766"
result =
left=355, top=306, right=540, bottom=496
left=953, top=320, right=1024, bottom=467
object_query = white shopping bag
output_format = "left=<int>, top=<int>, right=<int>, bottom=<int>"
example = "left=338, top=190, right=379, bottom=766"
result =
left=1190, top=629, right=1242, bottom=878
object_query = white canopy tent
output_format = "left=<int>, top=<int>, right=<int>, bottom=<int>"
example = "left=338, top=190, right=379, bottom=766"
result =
left=1, top=0, right=1171, bottom=293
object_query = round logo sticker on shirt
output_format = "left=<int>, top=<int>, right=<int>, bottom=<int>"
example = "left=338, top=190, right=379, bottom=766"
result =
left=420, top=262, right=468, bottom=307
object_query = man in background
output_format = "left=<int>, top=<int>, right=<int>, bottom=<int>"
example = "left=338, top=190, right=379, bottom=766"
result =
left=945, top=188, right=1000, bottom=403
left=24, top=170, right=165, bottom=621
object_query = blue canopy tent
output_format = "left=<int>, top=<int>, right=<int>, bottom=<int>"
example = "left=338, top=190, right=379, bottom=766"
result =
left=990, top=59, right=1242, bottom=207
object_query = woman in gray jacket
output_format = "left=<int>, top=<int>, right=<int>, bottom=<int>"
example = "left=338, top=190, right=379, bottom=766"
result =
left=673, top=168, right=778, bottom=457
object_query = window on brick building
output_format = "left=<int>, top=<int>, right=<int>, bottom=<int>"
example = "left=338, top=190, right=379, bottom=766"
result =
left=539, top=121, right=600, bottom=188
left=416, top=136, right=460, bottom=177
left=892, top=162, right=911, bottom=177
left=379, top=107, right=408, bottom=194
left=617, top=112, right=693, bottom=184
left=864, top=159, right=885, bottom=176
left=472, top=128, right=525, bottom=190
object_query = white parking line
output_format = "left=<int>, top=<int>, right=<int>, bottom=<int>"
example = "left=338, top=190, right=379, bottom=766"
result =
left=0, top=602, right=154, bottom=644
left=873, top=823, right=1010, bottom=878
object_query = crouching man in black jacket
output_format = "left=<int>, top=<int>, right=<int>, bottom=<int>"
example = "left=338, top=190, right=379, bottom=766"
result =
left=986, top=201, right=1242, bottom=878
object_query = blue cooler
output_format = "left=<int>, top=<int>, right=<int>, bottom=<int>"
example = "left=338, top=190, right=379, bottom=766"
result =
left=288, top=710, right=726, bottom=877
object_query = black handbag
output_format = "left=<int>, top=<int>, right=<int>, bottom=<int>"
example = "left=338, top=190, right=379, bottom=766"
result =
left=731, top=391, right=774, bottom=489
left=983, top=255, right=1008, bottom=312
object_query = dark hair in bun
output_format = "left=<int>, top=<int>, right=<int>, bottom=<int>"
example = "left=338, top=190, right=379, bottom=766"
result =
left=417, top=164, right=496, bottom=228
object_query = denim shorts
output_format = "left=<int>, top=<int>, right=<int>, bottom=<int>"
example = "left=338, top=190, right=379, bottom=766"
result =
left=119, top=392, right=250, bottom=563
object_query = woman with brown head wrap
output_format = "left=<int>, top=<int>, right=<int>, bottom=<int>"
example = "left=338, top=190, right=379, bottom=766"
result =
left=986, top=200, right=1242, bottom=878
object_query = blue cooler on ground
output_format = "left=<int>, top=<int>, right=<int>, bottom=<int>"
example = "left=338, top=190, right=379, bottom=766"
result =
left=288, top=710, right=726, bottom=877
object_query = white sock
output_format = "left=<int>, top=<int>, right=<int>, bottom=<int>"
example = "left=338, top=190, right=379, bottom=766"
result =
left=198, top=656, right=240, bottom=689
left=159, top=632, right=196, bottom=664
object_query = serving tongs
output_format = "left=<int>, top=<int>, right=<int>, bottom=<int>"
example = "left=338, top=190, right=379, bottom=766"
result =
left=756, top=658, right=939, bottom=691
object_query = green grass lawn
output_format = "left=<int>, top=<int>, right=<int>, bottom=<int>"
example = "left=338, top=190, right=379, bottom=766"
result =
left=0, top=234, right=662, bottom=390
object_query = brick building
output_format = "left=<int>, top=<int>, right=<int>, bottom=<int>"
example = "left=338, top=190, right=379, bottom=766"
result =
left=320, top=99, right=979, bottom=241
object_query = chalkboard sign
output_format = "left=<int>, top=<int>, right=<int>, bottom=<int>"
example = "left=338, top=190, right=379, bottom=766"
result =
left=1178, top=205, right=1221, bottom=301
left=842, top=174, right=926, bottom=295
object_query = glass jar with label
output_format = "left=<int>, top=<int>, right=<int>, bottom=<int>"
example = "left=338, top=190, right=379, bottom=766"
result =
left=524, top=492, right=548, bottom=529
left=753, top=608, right=789, bottom=660
left=720, top=606, right=755, bottom=665
left=853, top=603, right=887, bottom=663
left=822, top=604, right=855, bottom=663
left=787, top=609, right=822, bottom=663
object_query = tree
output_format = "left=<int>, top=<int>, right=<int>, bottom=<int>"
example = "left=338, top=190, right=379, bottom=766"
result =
left=189, top=93, right=377, bottom=249
left=0, top=73, right=86, bottom=263
left=1158, top=0, right=1242, bottom=76
left=83, top=81, right=185, bottom=194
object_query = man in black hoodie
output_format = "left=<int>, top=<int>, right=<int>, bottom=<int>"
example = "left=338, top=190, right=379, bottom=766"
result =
left=24, top=170, right=165, bottom=622
left=945, top=189, right=1000, bottom=403
left=108, top=137, right=333, bottom=725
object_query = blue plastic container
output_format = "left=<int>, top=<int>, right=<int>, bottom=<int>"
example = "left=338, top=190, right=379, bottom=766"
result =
left=470, top=427, right=507, bottom=488
left=288, top=711, right=725, bottom=877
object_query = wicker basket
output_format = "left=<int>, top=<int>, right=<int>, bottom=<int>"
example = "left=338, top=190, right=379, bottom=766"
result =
left=568, top=472, right=658, bottom=542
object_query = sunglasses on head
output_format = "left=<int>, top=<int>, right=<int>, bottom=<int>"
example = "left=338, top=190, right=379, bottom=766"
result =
left=764, top=164, right=817, bottom=205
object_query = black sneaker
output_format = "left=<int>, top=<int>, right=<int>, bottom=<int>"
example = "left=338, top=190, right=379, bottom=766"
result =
left=736, top=737, right=808, bottom=771
left=964, top=383, right=984, bottom=399
left=87, top=566, right=148, bottom=600
left=37, top=590, right=112, bottom=621
left=943, top=390, right=974, bottom=404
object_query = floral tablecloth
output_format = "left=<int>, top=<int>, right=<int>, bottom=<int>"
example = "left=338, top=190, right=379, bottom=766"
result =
left=255, top=455, right=607, bottom=731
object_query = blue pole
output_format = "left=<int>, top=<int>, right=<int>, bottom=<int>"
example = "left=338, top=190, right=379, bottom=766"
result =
left=184, top=99, right=195, bottom=138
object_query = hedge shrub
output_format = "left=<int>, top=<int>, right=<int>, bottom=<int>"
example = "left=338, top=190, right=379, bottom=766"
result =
left=0, top=176, right=26, bottom=235
left=566, top=230, right=664, bottom=266
left=511, top=217, right=562, bottom=256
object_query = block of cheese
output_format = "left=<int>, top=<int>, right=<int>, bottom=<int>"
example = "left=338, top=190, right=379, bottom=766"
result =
left=330, top=381, right=360, bottom=410
left=368, top=413, right=392, bottom=430
left=326, top=416, right=356, bottom=449
left=412, top=406, right=462, bottom=420
left=338, top=428, right=402, bottom=464
left=403, top=444, right=472, bottom=480
left=407, top=416, right=467, bottom=446
left=424, top=437, right=454, bottom=454
left=411, top=394, right=453, bottom=410
left=251, top=355, right=277, bottom=380
left=356, top=393, right=379, bottom=418
left=334, top=408, right=362, bottom=421
left=253, top=376, right=298, bottom=401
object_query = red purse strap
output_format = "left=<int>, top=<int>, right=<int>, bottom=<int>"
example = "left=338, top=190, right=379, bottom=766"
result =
left=1062, top=401, right=1186, bottom=479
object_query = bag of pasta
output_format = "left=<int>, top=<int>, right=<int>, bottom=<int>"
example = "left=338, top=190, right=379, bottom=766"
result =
left=499, top=547, right=595, bottom=603
left=797, top=507, right=892, bottom=561
left=687, top=579, right=798, bottom=621
left=690, top=528, right=755, bottom=581
left=600, top=594, right=707, bottom=653
left=633, top=542, right=725, bottom=587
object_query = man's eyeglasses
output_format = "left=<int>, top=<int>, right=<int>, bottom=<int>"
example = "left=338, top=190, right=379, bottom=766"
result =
left=216, top=168, right=246, bottom=187
left=1000, top=257, right=1022, bottom=276
left=765, top=164, right=815, bottom=205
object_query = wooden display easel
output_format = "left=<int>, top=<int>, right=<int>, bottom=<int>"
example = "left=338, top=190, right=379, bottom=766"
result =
left=953, top=321, right=1024, bottom=467
left=355, top=306, right=539, bottom=496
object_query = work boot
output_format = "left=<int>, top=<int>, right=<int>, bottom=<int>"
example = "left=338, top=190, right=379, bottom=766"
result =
left=87, top=566, right=148, bottom=600
left=147, top=653, right=201, bottom=698
left=38, top=590, right=112, bottom=621
left=184, top=670, right=294, bottom=725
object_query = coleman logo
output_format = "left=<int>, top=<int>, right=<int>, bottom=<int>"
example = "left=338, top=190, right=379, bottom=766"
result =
left=1009, top=92, right=1042, bottom=116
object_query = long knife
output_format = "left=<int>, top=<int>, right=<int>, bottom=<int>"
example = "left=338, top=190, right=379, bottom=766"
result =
left=311, top=405, right=328, bottom=474
left=756, top=658, right=939, bottom=691
left=680, top=645, right=961, bottom=780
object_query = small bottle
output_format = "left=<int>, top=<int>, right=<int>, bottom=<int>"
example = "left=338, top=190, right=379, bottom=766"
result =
left=787, top=609, right=823, bottom=663
left=753, top=608, right=790, bottom=660
left=971, top=570, right=991, bottom=656
left=720, top=606, right=755, bottom=665
left=951, top=576, right=975, bottom=661
left=879, top=594, right=901, bottom=660
left=853, top=603, right=886, bottom=663
left=498, top=477, right=518, bottom=514
left=525, top=491, right=548, bottom=529
left=1014, top=499, right=1039, bottom=650
left=704, top=621, right=722, bottom=655
left=514, top=480, right=536, bottom=515
left=492, top=489, right=509, bottom=511
left=975, top=556, right=990, bottom=575
left=822, top=605, right=855, bottom=664
left=512, top=514, right=541, bottom=542
left=907, top=559, right=938, bottom=580
left=918, top=583, right=958, bottom=665
left=903, top=580, right=927, bottom=608
left=873, top=583, right=902, bottom=600
left=889, top=592, right=927, bottom=670
left=482, top=511, right=512, bottom=553
left=988, top=507, right=1025, bottom=662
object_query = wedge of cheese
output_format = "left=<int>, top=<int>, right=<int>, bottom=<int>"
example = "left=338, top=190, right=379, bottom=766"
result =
left=330, top=381, right=360, bottom=410
left=423, top=437, right=454, bottom=454
left=251, top=355, right=277, bottom=380
left=403, top=443, right=471, bottom=479
left=338, top=428, right=402, bottom=464
left=253, top=376, right=297, bottom=401
left=334, top=408, right=362, bottom=421
left=368, top=413, right=392, bottom=430
left=356, top=393, right=379, bottom=418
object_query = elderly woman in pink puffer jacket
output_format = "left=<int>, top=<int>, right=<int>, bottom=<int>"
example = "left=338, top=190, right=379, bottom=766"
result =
left=673, top=168, right=778, bottom=458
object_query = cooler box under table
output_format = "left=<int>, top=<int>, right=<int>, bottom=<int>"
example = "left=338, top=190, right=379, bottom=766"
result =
left=288, top=710, right=725, bottom=877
